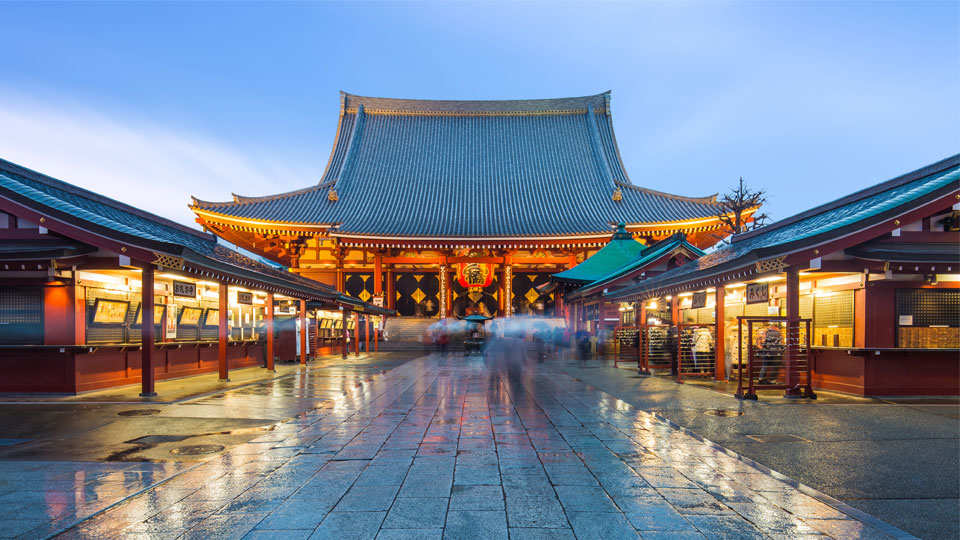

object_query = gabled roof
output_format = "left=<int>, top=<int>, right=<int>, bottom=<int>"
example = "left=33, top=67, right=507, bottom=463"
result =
left=606, top=154, right=960, bottom=301
left=192, top=91, right=723, bottom=240
left=0, top=158, right=390, bottom=313
left=576, top=233, right=705, bottom=295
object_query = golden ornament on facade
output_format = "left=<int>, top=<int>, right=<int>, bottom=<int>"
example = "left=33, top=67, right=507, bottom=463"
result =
left=327, top=189, right=338, bottom=202
left=612, top=187, right=623, bottom=201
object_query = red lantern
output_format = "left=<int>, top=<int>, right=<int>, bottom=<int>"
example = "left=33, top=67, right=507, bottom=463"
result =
left=456, top=262, right=493, bottom=288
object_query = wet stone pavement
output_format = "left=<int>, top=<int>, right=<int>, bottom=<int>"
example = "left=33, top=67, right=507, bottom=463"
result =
left=9, top=351, right=916, bottom=540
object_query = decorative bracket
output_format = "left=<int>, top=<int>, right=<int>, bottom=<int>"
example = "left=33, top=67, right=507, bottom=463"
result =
left=152, top=252, right=185, bottom=270
left=755, top=256, right=787, bottom=274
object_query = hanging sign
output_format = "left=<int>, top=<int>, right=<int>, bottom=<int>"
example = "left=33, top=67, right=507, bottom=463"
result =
left=172, top=280, right=197, bottom=298
left=746, top=283, right=769, bottom=304
left=237, top=291, right=253, bottom=305
left=165, top=305, right=177, bottom=338
left=372, top=296, right=384, bottom=307
left=456, top=262, right=493, bottom=288
left=691, top=292, right=707, bottom=309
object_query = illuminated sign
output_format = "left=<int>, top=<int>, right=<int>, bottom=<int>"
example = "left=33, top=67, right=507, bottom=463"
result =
left=237, top=291, right=253, bottom=305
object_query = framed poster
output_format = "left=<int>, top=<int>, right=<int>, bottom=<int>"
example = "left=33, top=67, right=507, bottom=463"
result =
left=134, top=304, right=167, bottom=325
left=178, top=306, right=203, bottom=326
left=203, top=308, right=219, bottom=327
left=91, top=299, right=130, bottom=325
left=691, top=292, right=707, bottom=309
left=746, top=283, right=769, bottom=305
left=172, top=280, right=197, bottom=298
left=237, top=291, right=253, bottom=305
left=165, top=305, right=177, bottom=338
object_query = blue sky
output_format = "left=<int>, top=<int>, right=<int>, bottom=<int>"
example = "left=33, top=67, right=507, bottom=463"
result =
left=0, top=1, right=957, bottom=228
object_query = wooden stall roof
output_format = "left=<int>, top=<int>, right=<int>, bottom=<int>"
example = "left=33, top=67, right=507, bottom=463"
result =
left=606, top=154, right=960, bottom=301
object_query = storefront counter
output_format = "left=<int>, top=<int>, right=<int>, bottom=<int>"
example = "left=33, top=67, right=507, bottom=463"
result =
left=812, top=347, right=959, bottom=396
left=0, top=341, right=264, bottom=394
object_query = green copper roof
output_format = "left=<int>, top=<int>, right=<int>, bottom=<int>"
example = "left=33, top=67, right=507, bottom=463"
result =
left=577, top=234, right=705, bottom=294
left=551, top=223, right=646, bottom=283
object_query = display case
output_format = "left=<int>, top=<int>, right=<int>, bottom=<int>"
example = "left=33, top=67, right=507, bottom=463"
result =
left=896, top=289, right=960, bottom=348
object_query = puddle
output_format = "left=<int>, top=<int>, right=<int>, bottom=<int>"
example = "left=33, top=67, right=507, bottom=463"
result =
left=170, top=444, right=225, bottom=455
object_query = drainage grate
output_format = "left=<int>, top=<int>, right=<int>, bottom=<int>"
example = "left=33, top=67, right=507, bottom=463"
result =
left=125, top=435, right=192, bottom=445
left=705, top=409, right=744, bottom=417
left=170, top=444, right=225, bottom=455
left=118, top=409, right=161, bottom=417
left=746, top=434, right=810, bottom=443
left=0, top=438, right=31, bottom=446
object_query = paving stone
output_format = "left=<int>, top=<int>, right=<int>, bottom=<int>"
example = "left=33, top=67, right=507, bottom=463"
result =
left=566, top=511, right=639, bottom=540
left=376, top=529, right=443, bottom=540
left=335, top=485, right=401, bottom=512
left=382, top=497, right=448, bottom=529
left=311, top=511, right=386, bottom=540
left=505, top=496, right=569, bottom=528
left=506, top=527, right=577, bottom=540
left=449, top=485, right=505, bottom=510
left=443, top=510, right=508, bottom=540
left=554, top=485, right=620, bottom=512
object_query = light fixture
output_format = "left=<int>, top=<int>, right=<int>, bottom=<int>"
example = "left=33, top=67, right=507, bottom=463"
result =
left=755, top=276, right=785, bottom=283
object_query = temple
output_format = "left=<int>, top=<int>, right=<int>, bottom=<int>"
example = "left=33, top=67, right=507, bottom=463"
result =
left=192, top=92, right=744, bottom=318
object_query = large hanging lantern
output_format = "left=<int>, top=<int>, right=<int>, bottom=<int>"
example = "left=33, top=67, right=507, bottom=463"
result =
left=456, top=262, right=493, bottom=288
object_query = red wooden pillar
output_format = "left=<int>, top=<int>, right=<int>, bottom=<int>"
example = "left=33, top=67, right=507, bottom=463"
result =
left=784, top=267, right=801, bottom=396
left=374, top=252, right=383, bottom=297
left=354, top=312, right=360, bottom=356
left=365, top=317, right=371, bottom=353
left=218, top=281, right=229, bottom=381
left=140, top=266, right=156, bottom=397
left=715, top=286, right=726, bottom=381
left=374, top=318, right=379, bottom=352
left=299, top=299, right=307, bottom=365
left=341, top=309, right=350, bottom=358
left=266, top=292, right=275, bottom=371
left=713, top=286, right=727, bottom=381
left=386, top=269, right=395, bottom=310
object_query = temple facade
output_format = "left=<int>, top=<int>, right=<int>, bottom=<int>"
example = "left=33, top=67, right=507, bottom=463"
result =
left=192, top=92, right=746, bottom=318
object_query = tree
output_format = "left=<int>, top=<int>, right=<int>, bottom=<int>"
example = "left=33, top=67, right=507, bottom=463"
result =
left=713, top=177, right=769, bottom=243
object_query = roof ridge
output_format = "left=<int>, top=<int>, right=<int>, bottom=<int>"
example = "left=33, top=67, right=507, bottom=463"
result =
left=342, top=91, right=611, bottom=115
left=733, top=153, right=960, bottom=243
left=615, top=180, right=719, bottom=204
left=0, top=157, right=215, bottom=243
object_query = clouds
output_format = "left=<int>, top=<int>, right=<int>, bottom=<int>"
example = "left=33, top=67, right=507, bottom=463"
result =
left=0, top=89, right=317, bottom=228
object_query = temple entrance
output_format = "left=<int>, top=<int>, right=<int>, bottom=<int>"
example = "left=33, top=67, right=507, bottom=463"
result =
left=452, top=277, right=499, bottom=318
left=512, top=272, right=555, bottom=316
left=395, top=273, right=440, bottom=317
left=344, top=273, right=376, bottom=303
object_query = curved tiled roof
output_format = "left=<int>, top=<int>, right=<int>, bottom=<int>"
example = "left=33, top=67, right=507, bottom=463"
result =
left=193, top=92, right=722, bottom=238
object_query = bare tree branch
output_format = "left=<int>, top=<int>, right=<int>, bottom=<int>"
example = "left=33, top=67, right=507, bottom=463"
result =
left=711, top=177, right=769, bottom=245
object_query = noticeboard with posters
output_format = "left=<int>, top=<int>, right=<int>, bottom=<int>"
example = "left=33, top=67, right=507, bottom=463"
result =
left=91, top=299, right=130, bottom=325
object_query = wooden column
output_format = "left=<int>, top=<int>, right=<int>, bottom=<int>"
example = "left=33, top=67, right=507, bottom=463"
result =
left=503, top=264, right=513, bottom=317
left=386, top=269, right=395, bottom=310
left=266, top=292, right=275, bottom=371
left=439, top=264, right=448, bottom=319
left=336, top=257, right=345, bottom=293
left=715, top=286, right=726, bottom=381
left=341, top=309, right=350, bottom=359
left=299, top=299, right=307, bottom=365
left=637, top=302, right=647, bottom=374
left=374, top=252, right=383, bottom=296
left=365, top=317, right=371, bottom=353
left=139, top=266, right=156, bottom=397
left=218, top=281, right=229, bottom=381
left=374, top=318, right=379, bottom=352
left=354, top=312, right=360, bottom=356
left=784, top=267, right=801, bottom=396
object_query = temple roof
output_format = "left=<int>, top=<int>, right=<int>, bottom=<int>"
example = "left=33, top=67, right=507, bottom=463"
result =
left=192, top=91, right=722, bottom=239
left=606, top=154, right=960, bottom=301
left=0, top=158, right=391, bottom=313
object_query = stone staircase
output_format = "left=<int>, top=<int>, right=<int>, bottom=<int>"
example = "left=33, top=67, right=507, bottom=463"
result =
left=380, top=318, right=436, bottom=351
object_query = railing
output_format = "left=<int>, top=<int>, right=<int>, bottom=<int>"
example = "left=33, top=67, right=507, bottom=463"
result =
left=676, top=324, right=716, bottom=382
left=638, top=324, right=675, bottom=375
left=735, top=316, right=816, bottom=400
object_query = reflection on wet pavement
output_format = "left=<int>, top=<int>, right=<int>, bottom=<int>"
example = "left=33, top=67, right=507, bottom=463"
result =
left=10, top=349, right=914, bottom=539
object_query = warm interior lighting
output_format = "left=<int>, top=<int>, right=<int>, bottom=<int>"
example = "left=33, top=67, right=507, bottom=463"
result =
left=647, top=300, right=658, bottom=310
left=665, top=295, right=673, bottom=300
left=727, top=282, right=746, bottom=288
left=677, top=292, right=693, bottom=298
left=705, top=288, right=716, bottom=293
left=755, top=276, right=785, bottom=283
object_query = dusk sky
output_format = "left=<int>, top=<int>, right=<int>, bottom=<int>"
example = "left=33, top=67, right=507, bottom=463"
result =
left=1, top=1, right=957, bottom=229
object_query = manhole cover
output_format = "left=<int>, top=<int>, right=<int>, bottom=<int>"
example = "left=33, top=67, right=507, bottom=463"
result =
left=170, top=444, right=225, bottom=455
left=746, top=434, right=810, bottom=443
left=118, top=409, right=161, bottom=417
left=125, top=435, right=192, bottom=445
left=705, top=409, right=744, bottom=417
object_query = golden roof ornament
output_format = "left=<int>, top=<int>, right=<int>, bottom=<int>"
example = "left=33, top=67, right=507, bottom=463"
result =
left=327, top=188, right=338, bottom=202
left=612, top=187, right=622, bottom=201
